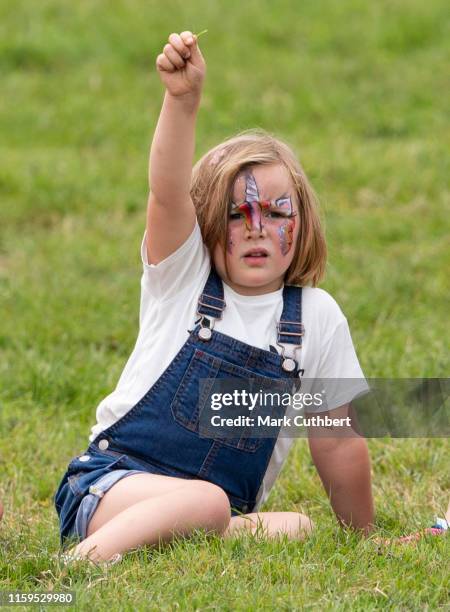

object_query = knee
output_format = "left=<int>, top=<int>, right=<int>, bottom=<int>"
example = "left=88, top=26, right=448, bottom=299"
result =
left=195, top=481, right=231, bottom=534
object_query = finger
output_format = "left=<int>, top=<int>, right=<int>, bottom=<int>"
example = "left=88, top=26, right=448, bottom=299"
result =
left=168, top=32, right=191, bottom=60
left=186, top=34, right=204, bottom=64
left=180, top=31, right=195, bottom=47
left=156, top=53, right=176, bottom=73
left=163, top=43, right=186, bottom=69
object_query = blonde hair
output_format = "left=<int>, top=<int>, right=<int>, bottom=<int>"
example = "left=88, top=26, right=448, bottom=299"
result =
left=191, top=128, right=326, bottom=286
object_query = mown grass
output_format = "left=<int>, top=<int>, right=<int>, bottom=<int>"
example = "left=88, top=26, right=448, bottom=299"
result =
left=0, top=0, right=449, bottom=609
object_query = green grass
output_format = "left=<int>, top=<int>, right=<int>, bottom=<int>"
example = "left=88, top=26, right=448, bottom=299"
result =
left=0, top=0, right=449, bottom=608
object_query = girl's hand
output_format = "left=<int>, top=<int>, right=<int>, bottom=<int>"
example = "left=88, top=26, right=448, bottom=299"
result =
left=156, top=31, right=206, bottom=101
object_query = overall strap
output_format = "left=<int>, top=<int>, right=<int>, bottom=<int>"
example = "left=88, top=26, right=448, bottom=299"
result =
left=196, top=267, right=226, bottom=340
left=277, top=285, right=304, bottom=373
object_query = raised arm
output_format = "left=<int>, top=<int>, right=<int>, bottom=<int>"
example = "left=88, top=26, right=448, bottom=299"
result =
left=147, top=31, right=206, bottom=264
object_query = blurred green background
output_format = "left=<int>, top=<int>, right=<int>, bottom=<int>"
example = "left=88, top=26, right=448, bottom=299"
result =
left=0, top=0, right=448, bottom=608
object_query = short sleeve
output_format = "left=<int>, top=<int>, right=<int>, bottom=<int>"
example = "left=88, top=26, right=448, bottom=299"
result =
left=140, top=220, right=209, bottom=303
left=313, top=319, right=369, bottom=412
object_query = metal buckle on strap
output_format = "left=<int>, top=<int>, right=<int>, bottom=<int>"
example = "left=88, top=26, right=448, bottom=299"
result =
left=197, top=293, right=226, bottom=319
left=195, top=293, right=225, bottom=341
left=276, top=321, right=304, bottom=342
left=276, top=321, right=304, bottom=374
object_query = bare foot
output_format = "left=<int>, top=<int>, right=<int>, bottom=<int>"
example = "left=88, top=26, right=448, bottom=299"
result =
left=61, top=547, right=122, bottom=566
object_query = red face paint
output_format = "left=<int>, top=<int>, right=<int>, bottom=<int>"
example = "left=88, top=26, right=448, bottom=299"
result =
left=237, top=202, right=254, bottom=231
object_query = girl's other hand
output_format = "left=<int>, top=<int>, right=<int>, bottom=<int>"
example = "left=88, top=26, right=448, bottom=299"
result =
left=374, top=527, right=446, bottom=548
left=156, top=31, right=206, bottom=100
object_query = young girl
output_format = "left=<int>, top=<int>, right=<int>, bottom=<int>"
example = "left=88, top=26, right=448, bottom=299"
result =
left=55, top=30, right=373, bottom=564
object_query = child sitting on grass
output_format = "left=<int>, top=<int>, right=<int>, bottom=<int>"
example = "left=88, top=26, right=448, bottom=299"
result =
left=55, top=29, right=373, bottom=565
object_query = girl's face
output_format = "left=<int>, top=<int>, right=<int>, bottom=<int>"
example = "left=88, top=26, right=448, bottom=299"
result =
left=213, top=163, right=300, bottom=295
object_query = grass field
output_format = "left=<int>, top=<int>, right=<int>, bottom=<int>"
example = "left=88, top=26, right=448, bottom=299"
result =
left=0, top=0, right=449, bottom=609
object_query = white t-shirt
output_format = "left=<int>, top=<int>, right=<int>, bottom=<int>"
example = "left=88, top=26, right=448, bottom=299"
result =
left=90, top=221, right=367, bottom=509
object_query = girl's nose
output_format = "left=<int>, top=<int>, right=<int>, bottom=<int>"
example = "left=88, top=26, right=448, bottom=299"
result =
left=241, top=201, right=266, bottom=238
left=246, top=222, right=266, bottom=239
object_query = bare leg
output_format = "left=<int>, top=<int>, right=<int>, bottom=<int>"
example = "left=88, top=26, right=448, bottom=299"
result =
left=223, top=511, right=314, bottom=540
left=87, top=473, right=204, bottom=533
left=71, top=474, right=231, bottom=562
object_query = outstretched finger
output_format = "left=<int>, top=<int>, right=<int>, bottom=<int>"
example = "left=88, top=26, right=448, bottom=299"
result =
left=156, top=53, right=176, bottom=73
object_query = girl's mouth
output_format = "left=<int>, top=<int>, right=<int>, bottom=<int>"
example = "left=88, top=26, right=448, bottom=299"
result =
left=242, top=249, right=269, bottom=265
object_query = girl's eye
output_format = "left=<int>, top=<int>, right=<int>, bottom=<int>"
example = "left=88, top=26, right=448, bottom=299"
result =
left=229, top=212, right=242, bottom=220
left=266, top=211, right=289, bottom=219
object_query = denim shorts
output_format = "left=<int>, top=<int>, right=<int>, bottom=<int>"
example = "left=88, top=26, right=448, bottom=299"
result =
left=55, top=446, right=243, bottom=546
left=70, top=468, right=145, bottom=542
left=54, top=447, right=153, bottom=545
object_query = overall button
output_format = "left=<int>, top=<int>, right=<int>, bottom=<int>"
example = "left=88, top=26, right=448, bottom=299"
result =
left=241, top=504, right=249, bottom=513
left=98, top=439, right=109, bottom=450
left=79, top=455, right=90, bottom=462
left=282, top=358, right=296, bottom=372
left=198, top=327, right=212, bottom=341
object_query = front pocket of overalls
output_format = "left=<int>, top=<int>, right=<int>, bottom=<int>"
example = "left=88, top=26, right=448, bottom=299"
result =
left=66, top=452, right=127, bottom=498
left=171, top=349, right=278, bottom=452
left=170, top=349, right=221, bottom=431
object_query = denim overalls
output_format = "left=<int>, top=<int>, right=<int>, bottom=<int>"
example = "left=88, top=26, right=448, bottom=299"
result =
left=55, top=268, right=304, bottom=543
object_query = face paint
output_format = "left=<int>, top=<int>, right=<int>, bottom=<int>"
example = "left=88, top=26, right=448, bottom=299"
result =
left=228, top=170, right=297, bottom=256
left=227, top=233, right=234, bottom=254
left=272, top=196, right=293, bottom=216
left=236, top=202, right=253, bottom=231
left=232, top=173, right=264, bottom=232
left=230, top=172, right=271, bottom=233
left=245, top=171, right=259, bottom=202
left=277, top=216, right=296, bottom=256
